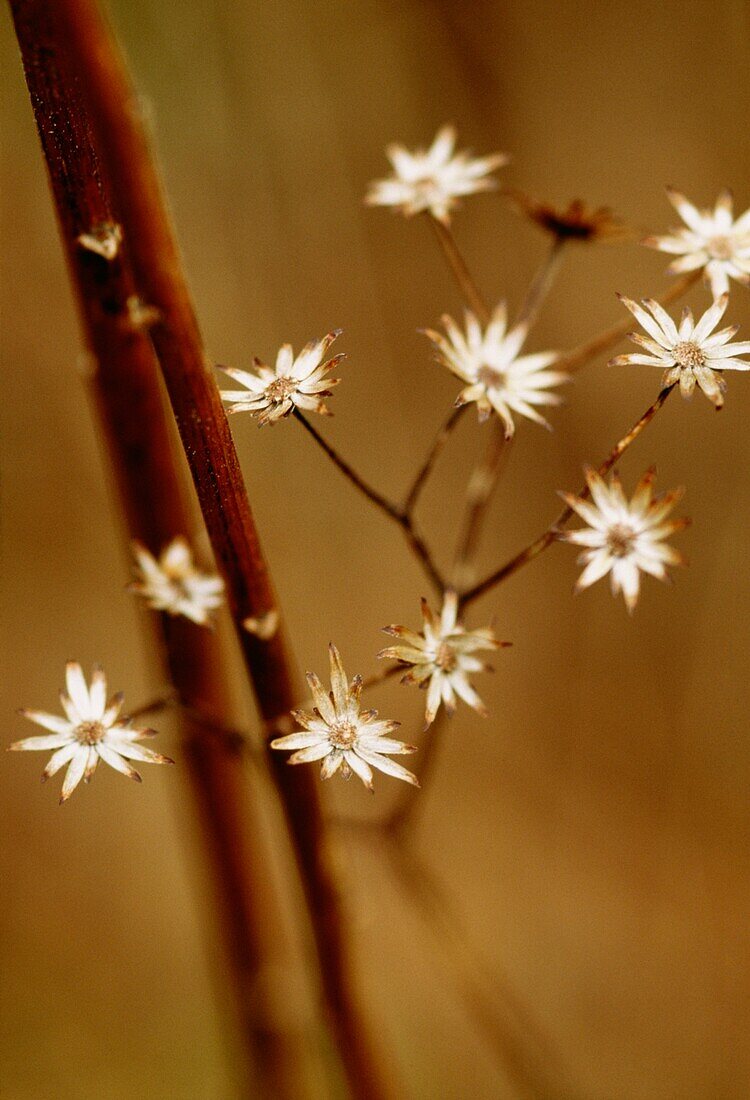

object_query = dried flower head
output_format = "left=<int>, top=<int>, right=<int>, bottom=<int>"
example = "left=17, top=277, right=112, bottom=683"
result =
left=129, top=537, right=224, bottom=626
left=558, top=468, right=689, bottom=613
left=643, top=188, right=750, bottom=299
left=379, top=591, right=507, bottom=728
left=270, top=645, right=418, bottom=791
left=366, top=125, right=508, bottom=224
left=219, top=331, right=344, bottom=426
left=506, top=190, right=630, bottom=243
left=423, top=304, right=566, bottom=437
left=10, top=662, right=173, bottom=802
left=610, top=293, right=749, bottom=407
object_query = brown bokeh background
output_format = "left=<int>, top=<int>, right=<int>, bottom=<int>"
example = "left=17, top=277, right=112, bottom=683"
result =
left=2, top=1, right=749, bottom=1096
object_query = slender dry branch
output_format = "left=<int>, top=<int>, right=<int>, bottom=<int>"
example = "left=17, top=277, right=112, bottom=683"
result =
left=295, top=410, right=446, bottom=593
left=428, top=214, right=491, bottom=323
left=44, top=3, right=389, bottom=1095
left=403, top=405, right=466, bottom=514
left=9, top=5, right=310, bottom=1093
left=461, top=383, right=677, bottom=607
left=452, top=423, right=511, bottom=589
left=383, top=837, right=565, bottom=1099
left=515, top=238, right=567, bottom=329
left=558, top=269, right=702, bottom=374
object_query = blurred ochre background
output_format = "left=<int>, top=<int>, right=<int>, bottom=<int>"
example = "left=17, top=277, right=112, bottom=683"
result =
left=1, top=0, right=749, bottom=1097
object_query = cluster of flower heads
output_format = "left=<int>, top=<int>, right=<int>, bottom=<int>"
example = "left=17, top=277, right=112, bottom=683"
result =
left=14, top=127, right=750, bottom=799
left=272, top=597, right=506, bottom=789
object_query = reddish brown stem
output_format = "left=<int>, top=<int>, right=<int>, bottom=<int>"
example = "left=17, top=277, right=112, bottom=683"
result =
left=13, top=2, right=389, bottom=1096
left=460, top=384, right=676, bottom=607
left=558, top=269, right=701, bottom=374
left=8, top=3, right=311, bottom=1094
left=429, top=214, right=491, bottom=323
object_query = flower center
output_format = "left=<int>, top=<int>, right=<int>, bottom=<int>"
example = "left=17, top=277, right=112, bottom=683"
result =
left=477, top=363, right=506, bottom=389
left=76, top=720, right=106, bottom=745
left=264, top=376, right=297, bottom=403
left=673, top=341, right=705, bottom=370
left=606, top=524, right=636, bottom=558
left=707, top=235, right=733, bottom=261
left=435, top=641, right=457, bottom=672
left=328, top=720, right=358, bottom=749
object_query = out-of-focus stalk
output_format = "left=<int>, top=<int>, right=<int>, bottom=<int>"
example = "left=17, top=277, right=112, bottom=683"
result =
left=27, top=1, right=390, bottom=1095
left=9, top=2, right=313, bottom=1094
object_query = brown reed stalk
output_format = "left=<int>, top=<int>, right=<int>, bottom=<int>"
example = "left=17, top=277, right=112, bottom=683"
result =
left=8, top=4, right=316, bottom=1094
left=13, top=2, right=389, bottom=1096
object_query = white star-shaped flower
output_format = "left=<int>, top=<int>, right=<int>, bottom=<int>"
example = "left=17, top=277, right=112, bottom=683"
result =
left=378, top=591, right=507, bottom=729
left=423, top=303, right=566, bottom=437
left=10, top=662, right=173, bottom=803
left=129, top=537, right=224, bottom=626
left=643, top=188, right=750, bottom=299
left=558, top=468, right=689, bottom=614
left=270, top=645, right=418, bottom=791
left=366, top=125, right=508, bottom=224
left=610, top=293, right=750, bottom=407
left=219, top=330, right=344, bottom=426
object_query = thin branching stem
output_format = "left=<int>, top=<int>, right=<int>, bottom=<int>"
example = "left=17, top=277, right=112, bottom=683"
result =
left=403, top=405, right=466, bottom=514
left=295, top=410, right=446, bottom=593
left=428, top=214, right=491, bottom=323
left=451, top=239, right=568, bottom=589
left=515, top=237, right=567, bottom=329
left=452, top=423, right=512, bottom=589
left=460, top=384, right=677, bottom=607
left=47, top=3, right=389, bottom=1095
left=559, top=269, right=702, bottom=374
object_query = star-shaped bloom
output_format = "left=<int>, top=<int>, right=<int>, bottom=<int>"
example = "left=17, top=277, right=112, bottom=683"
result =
left=270, top=645, right=418, bottom=791
left=558, top=467, right=689, bottom=614
left=365, top=125, right=508, bottom=224
left=643, top=188, right=750, bottom=299
left=378, top=591, right=507, bottom=729
left=423, top=303, right=566, bottom=436
left=10, top=662, right=173, bottom=803
left=610, top=293, right=750, bottom=407
left=129, top=537, right=224, bottom=626
left=219, top=330, right=344, bottom=426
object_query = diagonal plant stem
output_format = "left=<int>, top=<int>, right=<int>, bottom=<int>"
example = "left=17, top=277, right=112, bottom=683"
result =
left=460, top=383, right=677, bottom=607
left=452, top=238, right=568, bottom=590
left=515, top=237, right=567, bottom=329
left=558, top=269, right=702, bottom=374
left=45, top=2, right=390, bottom=1096
left=428, top=214, right=491, bottom=323
left=9, top=4, right=313, bottom=1093
left=452, top=422, right=512, bottom=590
left=403, top=404, right=466, bottom=515
left=294, top=410, right=446, bottom=593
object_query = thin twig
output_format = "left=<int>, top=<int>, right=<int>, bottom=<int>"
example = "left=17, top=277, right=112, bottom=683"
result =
left=558, top=269, right=702, bottom=374
left=515, top=237, right=567, bottom=329
left=452, top=423, right=511, bottom=590
left=295, top=410, right=446, bottom=593
left=403, top=405, right=465, bottom=514
left=428, top=215, right=491, bottom=323
left=50, top=4, right=389, bottom=1096
left=460, top=383, right=677, bottom=607
left=9, top=6, right=311, bottom=1093
left=382, top=836, right=565, bottom=1098
left=385, top=709, right=447, bottom=837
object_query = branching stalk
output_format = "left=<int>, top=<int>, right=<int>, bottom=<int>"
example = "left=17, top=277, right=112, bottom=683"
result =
left=295, top=410, right=446, bottom=593
left=428, top=214, right=491, bottom=323
left=558, top=269, right=702, bottom=374
left=460, top=384, right=677, bottom=607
